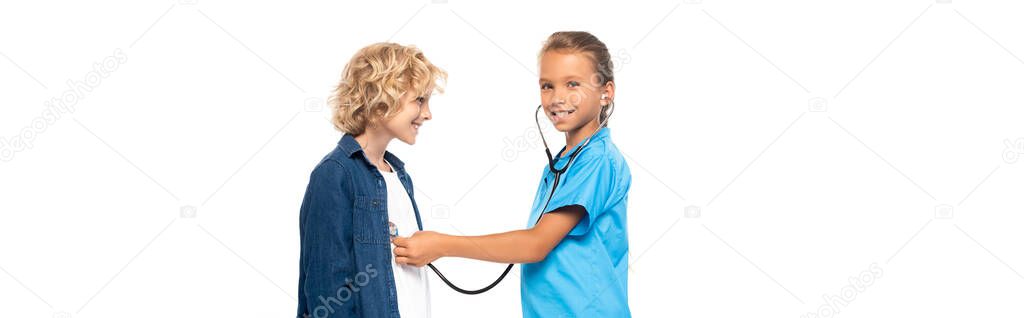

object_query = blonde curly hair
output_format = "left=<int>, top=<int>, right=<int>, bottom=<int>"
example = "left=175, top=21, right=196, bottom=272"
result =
left=330, top=43, right=447, bottom=135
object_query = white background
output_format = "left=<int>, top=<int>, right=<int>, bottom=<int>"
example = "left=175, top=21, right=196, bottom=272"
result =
left=2, top=0, right=1024, bottom=317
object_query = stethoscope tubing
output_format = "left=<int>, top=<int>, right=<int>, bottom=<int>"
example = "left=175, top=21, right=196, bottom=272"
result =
left=426, top=102, right=613, bottom=295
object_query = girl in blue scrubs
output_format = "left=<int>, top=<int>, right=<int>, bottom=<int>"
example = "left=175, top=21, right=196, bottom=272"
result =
left=393, top=31, right=631, bottom=317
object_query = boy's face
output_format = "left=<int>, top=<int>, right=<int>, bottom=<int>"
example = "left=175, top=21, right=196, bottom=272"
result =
left=538, top=51, right=608, bottom=133
left=383, top=91, right=432, bottom=145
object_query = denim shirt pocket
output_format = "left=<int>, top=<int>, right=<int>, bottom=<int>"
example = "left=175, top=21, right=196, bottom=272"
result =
left=353, top=195, right=389, bottom=245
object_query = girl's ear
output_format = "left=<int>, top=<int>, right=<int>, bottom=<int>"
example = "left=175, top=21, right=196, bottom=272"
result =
left=601, top=82, right=616, bottom=106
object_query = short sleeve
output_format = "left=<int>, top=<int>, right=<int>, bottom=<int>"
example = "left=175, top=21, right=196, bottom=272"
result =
left=542, top=154, right=617, bottom=236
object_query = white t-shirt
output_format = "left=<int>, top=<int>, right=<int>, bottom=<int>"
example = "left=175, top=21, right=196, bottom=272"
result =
left=381, top=162, right=431, bottom=318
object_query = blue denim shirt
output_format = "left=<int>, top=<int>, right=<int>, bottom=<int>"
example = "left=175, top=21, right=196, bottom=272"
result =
left=297, top=134, right=423, bottom=318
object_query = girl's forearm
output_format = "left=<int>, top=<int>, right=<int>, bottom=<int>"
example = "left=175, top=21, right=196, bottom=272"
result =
left=441, top=229, right=546, bottom=264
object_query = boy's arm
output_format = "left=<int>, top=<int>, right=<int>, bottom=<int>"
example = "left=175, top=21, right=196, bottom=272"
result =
left=392, top=205, right=585, bottom=266
left=299, top=161, right=359, bottom=316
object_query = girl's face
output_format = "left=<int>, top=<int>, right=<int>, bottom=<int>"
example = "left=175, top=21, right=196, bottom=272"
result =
left=539, top=51, right=611, bottom=133
left=382, top=91, right=432, bottom=145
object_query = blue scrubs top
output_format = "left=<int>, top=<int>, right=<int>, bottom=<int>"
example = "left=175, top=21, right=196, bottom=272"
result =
left=522, top=127, right=632, bottom=317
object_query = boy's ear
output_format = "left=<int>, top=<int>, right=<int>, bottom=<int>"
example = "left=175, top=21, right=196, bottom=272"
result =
left=366, top=105, right=389, bottom=128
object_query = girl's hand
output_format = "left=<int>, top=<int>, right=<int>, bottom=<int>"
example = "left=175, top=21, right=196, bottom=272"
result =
left=392, top=231, right=446, bottom=267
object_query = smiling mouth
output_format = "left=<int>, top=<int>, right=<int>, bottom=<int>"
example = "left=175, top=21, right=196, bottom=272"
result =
left=550, top=109, right=576, bottom=121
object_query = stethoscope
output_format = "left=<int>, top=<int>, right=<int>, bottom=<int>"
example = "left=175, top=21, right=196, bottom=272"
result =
left=394, top=99, right=615, bottom=295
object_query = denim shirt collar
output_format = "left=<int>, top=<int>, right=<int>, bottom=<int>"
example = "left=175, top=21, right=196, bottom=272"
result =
left=337, top=134, right=407, bottom=171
